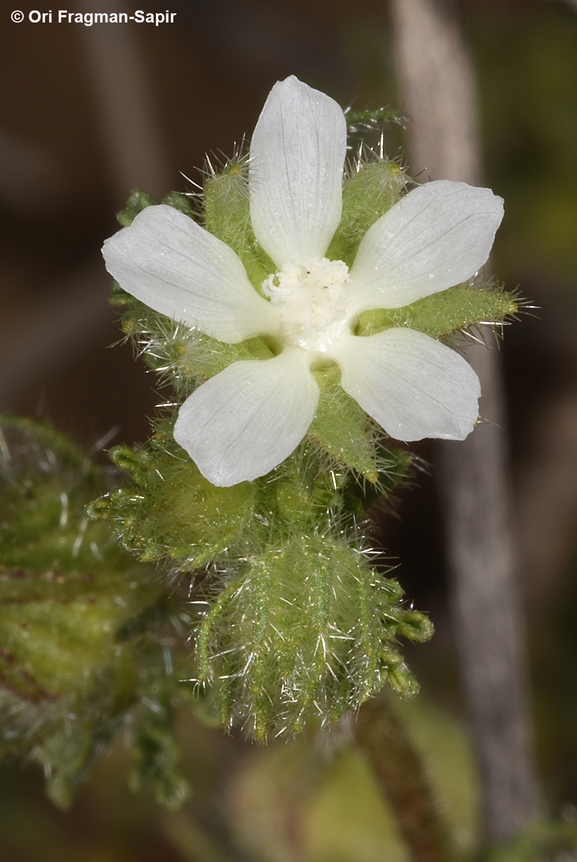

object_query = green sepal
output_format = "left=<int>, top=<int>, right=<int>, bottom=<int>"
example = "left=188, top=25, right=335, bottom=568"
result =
left=118, top=299, right=274, bottom=395
left=356, top=283, right=518, bottom=340
left=307, top=365, right=379, bottom=482
left=144, top=327, right=273, bottom=393
left=116, top=188, right=157, bottom=227
left=202, top=157, right=275, bottom=290
left=304, top=366, right=411, bottom=495
left=90, top=428, right=256, bottom=571
left=195, top=534, right=432, bottom=741
left=327, top=159, right=407, bottom=265
left=202, top=158, right=251, bottom=252
left=254, top=444, right=344, bottom=533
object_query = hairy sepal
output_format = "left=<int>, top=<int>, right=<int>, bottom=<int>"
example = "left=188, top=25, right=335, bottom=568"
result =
left=195, top=534, right=432, bottom=741
left=308, top=365, right=411, bottom=488
left=327, top=158, right=407, bottom=266
left=117, top=297, right=273, bottom=398
left=203, top=156, right=276, bottom=291
left=356, top=282, right=518, bottom=340
left=91, top=427, right=256, bottom=570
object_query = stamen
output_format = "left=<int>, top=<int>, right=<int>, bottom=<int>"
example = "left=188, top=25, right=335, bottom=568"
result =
left=263, top=258, right=351, bottom=353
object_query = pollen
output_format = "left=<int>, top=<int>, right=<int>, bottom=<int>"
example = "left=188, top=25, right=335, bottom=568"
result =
left=262, top=257, right=351, bottom=352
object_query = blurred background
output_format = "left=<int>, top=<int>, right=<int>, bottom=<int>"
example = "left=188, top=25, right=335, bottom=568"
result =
left=1, top=0, right=577, bottom=859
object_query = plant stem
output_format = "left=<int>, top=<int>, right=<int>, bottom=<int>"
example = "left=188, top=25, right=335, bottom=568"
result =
left=389, top=0, right=540, bottom=841
left=356, top=696, right=455, bottom=862
left=439, top=345, right=540, bottom=839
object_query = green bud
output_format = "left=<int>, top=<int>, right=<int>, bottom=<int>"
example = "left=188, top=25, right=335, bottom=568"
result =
left=116, top=188, right=157, bottom=227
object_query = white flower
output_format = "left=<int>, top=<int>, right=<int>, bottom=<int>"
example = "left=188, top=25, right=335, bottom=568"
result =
left=102, top=76, right=503, bottom=487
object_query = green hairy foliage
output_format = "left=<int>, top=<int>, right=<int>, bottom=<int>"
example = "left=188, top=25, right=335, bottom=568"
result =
left=196, top=534, right=432, bottom=740
left=327, top=157, right=408, bottom=264
left=117, top=298, right=274, bottom=399
left=96, top=148, right=519, bottom=743
left=94, top=428, right=426, bottom=741
left=1, top=131, right=522, bottom=809
left=89, top=426, right=257, bottom=570
left=0, top=418, right=190, bottom=809
left=356, top=282, right=518, bottom=340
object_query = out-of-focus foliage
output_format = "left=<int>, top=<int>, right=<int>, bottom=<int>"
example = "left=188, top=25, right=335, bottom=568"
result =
left=0, top=417, right=191, bottom=810
left=485, top=820, right=577, bottom=862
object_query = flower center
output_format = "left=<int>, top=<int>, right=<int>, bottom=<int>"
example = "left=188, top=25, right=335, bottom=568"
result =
left=262, top=257, right=351, bottom=353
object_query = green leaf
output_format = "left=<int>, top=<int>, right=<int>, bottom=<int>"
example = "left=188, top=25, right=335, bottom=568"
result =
left=0, top=417, right=190, bottom=811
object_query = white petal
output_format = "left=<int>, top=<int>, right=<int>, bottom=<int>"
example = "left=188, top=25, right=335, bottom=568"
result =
left=332, top=329, right=480, bottom=441
left=249, top=76, right=346, bottom=268
left=173, top=350, right=319, bottom=486
left=102, top=204, right=280, bottom=343
left=348, top=181, right=504, bottom=312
